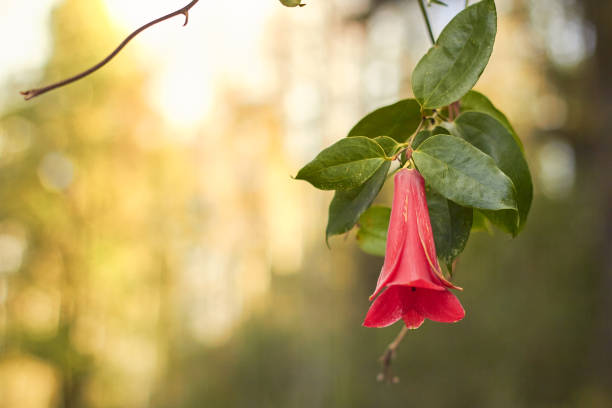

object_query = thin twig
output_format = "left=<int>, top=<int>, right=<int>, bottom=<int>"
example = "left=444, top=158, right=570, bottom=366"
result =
left=377, top=326, right=410, bottom=383
left=417, top=0, right=436, bottom=45
left=20, top=0, right=200, bottom=100
left=408, top=117, right=427, bottom=147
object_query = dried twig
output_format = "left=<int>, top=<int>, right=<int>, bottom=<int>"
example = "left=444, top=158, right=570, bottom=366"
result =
left=21, top=0, right=200, bottom=100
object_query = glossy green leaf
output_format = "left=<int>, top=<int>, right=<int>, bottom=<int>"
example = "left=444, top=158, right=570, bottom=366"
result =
left=426, top=188, right=473, bottom=270
left=295, top=137, right=387, bottom=191
left=460, top=90, right=524, bottom=151
left=412, top=0, right=497, bottom=109
left=412, top=127, right=450, bottom=149
left=413, top=130, right=432, bottom=149
left=374, top=136, right=403, bottom=157
left=452, top=111, right=532, bottom=235
left=326, top=161, right=391, bottom=242
left=348, top=99, right=422, bottom=142
left=413, top=135, right=517, bottom=211
left=357, top=206, right=390, bottom=257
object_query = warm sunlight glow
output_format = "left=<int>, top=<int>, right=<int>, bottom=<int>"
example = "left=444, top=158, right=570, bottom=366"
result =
left=0, top=0, right=59, bottom=107
left=104, top=0, right=276, bottom=130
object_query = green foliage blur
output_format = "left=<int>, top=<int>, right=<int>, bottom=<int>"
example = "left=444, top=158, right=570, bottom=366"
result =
left=1, top=0, right=611, bottom=407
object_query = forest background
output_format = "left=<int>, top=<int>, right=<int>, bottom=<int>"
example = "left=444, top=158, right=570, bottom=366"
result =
left=0, top=0, right=611, bottom=407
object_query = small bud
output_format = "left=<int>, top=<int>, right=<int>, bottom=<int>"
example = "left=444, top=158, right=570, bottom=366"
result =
left=279, top=0, right=306, bottom=7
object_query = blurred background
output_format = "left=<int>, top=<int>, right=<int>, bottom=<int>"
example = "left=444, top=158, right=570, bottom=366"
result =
left=0, top=0, right=611, bottom=406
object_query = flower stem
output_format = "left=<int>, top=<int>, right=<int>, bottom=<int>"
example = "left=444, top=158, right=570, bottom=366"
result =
left=465, top=0, right=470, bottom=8
left=408, top=117, right=427, bottom=148
left=417, top=0, right=436, bottom=45
left=378, top=326, right=410, bottom=383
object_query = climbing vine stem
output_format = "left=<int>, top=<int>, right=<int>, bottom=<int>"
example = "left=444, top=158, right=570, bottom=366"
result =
left=417, top=0, right=436, bottom=45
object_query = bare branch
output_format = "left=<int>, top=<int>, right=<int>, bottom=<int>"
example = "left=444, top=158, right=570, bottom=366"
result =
left=20, top=0, right=200, bottom=101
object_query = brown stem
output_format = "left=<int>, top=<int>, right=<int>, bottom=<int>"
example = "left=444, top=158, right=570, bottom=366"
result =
left=377, top=325, right=410, bottom=383
left=20, top=0, right=200, bottom=100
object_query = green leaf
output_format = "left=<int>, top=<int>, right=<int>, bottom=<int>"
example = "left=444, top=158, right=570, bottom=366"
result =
left=374, top=136, right=403, bottom=157
left=432, top=126, right=451, bottom=135
left=460, top=90, right=524, bottom=152
left=326, top=161, right=391, bottom=242
left=413, top=135, right=517, bottom=211
left=412, top=127, right=450, bottom=149
left=472, top=209, right=493, bottom=234
left=295, top=137, right=387, bottom=191
left=348, top=99, right=422, bottom=142
left=428, top=0, right=448, bottom=6
left=357, top=206, right=390, bottom=257
left=426, top=188, right=473, bottom=270
left=413, top=130, right=432, bottom=149
left=412, top=0, right=497, bottom=109
left=452, top=111, right=533, bottom=235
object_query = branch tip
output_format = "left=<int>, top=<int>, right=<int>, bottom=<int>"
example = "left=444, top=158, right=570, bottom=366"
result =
left=20, top=0, right=201, bottom=101
left=20, top=90, right=36, bottom=101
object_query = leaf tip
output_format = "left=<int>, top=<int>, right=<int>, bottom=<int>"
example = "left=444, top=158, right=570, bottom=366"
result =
left=324, top=231, right=332, bottom=249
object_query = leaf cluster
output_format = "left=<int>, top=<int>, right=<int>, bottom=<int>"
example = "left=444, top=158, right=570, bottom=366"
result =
left=295, top=0, right=532, bottom=273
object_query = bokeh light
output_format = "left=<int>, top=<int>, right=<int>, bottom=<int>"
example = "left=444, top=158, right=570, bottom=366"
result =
left=0, top=0, right=610, bottom=407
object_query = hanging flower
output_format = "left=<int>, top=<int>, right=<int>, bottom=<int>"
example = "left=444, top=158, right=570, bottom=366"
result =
left=363, top=168, right=465, bottom=329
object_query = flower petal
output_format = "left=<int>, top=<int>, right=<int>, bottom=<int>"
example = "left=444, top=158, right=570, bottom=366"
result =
left=363, top=286, right=404, bottom=328
left=413, top=288, right=465, bottom=323
left=412, top=171, right=463, bottom=290
left=402, top=309, right=425, bottom=329
left=370, top=173, right=410, bottom=299
left=392, top=171, right=446, bottom=291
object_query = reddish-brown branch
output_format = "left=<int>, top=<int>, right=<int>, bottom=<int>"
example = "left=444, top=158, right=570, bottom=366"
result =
left=20, top=0, right=200, bottom=100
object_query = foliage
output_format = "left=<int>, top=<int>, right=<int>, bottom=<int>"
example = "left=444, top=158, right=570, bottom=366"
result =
left=296, top=0, right=533, bottom=273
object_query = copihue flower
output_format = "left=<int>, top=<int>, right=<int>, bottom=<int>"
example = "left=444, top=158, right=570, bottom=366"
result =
left=363, top=168, right=465, bottom=329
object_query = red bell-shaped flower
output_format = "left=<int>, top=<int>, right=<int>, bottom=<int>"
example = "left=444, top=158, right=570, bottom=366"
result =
left=363, top=168, right=465, bottom=329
